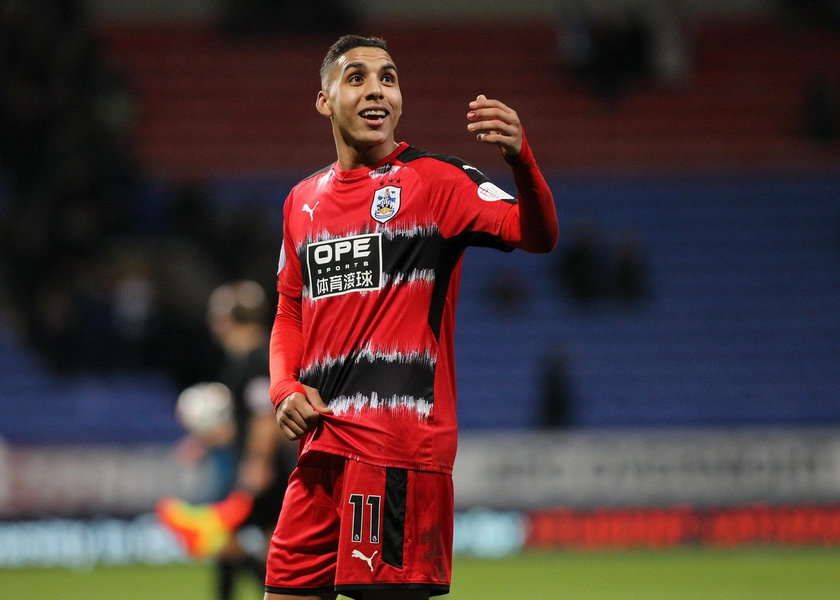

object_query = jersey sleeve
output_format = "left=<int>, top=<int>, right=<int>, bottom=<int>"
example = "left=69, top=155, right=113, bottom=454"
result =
left=276, top=190, right=304, bottom=297
left=430, top=158, right=518, bottom=251
left=498, top=131, right=559, bottom=253
left=269, top=292, right=306, bottom=410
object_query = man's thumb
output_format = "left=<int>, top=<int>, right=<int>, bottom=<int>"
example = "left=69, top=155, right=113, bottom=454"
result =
left=307, top=390, right=333, bottom=414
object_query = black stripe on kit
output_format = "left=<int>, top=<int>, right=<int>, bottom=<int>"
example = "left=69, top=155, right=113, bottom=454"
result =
left=301, top=353, right=436, bottom=411
left=396, top=145, right=516, bottom=204
left=396, top=146, right=490, bottom=186
left=383, top=467, right=408, bottom=569
left=379, top=229, right=446, bottom=276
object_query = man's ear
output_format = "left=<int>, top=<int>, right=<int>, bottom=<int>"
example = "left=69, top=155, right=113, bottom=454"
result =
left=316, top=90, right=332, bottom=117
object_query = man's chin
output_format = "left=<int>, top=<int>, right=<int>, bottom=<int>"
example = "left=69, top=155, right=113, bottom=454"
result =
left=363, top=129, right=391, bottom=144
left=350, top=132, right=392, bottom=151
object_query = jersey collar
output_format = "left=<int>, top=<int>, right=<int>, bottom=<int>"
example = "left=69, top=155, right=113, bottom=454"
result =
left=332, top=142, right=409, bottom=183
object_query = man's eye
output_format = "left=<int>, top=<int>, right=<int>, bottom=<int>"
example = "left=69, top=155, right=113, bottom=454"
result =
left=348, top=74, right=362, bottom=83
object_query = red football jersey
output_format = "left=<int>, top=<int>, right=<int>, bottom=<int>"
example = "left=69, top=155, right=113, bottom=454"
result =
left=276, top=142, right=516, bottom=474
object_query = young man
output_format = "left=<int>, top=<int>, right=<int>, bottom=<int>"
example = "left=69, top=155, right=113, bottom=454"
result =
left=266, top=35, right=558, bottom=600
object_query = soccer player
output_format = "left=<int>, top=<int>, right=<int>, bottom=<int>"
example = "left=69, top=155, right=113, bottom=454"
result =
left=158, top=281, right=294, bottom=600
left=265, top=35, right=558, bottom=600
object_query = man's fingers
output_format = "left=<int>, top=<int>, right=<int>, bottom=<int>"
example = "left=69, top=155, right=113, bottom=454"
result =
left=470, top=119, right=517, bottom=145
left=476, top=131, right=504, bottom=144
left=467, top=101, right=520, bottom=140
left=468, top=118, right=514, bottom=135
left=277, top=401, right=304, bottom=437
left=469, top=93, right=487, bottom=107
left=469, top=96, right=516, bottom=118
left=303, top=385, right=333, bottom=415
left=274, top=386, right=334, bottom=441
left=469, top=94, right=509, bottom=110
left=466, top=95, right=523, bottom=155
left=278, top=413, right=304, bottom=440
left=276, top=392, right=317, bottom=439
left=467, top=106, right=515, bottom=124
left=279, top=423, right=302, bottom=441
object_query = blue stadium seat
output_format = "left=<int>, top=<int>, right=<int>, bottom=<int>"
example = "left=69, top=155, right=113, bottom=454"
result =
left=454, top=172, right=840, bottom=429
left=2, top=172, right=838, bottom=440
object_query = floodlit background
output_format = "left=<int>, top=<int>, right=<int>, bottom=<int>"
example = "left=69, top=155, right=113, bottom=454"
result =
left=1, top=0, right=840, bottom=597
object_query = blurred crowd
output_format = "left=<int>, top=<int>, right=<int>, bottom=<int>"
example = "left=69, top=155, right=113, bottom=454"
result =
left=554, top=0, right=840, bottom=145
left=5, top=0, right=835, bottom=394
left=555, top=3, right=692, bottom=104
left=0, top=0, right=654, bottom=391
left=1, top=0, right=136, bottom=369
left=0, top=1, right=281, bottom=388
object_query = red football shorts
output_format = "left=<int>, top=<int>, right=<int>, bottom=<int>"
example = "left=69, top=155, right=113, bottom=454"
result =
left=265, top=451, right=453, bottom=598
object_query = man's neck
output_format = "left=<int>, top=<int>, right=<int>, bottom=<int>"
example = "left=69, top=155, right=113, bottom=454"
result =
left=335, top=139, right=399, bottom=171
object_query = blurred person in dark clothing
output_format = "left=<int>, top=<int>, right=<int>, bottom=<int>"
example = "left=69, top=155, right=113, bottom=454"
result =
left=539, top=347, right=574, bottom=428
left=158, top=280, right=294, bottom=600
left=556, top=219, right=605, bottom=307
left=609, top=230, right=648, bottom=306
left=0, top=0, right=141, bottom=372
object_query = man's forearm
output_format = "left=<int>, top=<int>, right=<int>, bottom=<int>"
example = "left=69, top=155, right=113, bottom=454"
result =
left=501, top=130, right=559, bottom=253
left=269, top=293, right=306, bottom=409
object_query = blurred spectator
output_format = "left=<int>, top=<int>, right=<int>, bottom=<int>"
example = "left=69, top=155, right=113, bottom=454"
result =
left=556, top=4, right=692, bottom=101
left=649, top=2, right=691, bottom=88
left=555, top=219, right=606, bottom=307
left=803, top=75, right=840, bottom=144
left=555, top=7, right=653, bottom=104
left=219, top=0, right=356, bottom=36
left=106, top=245, right=161, bottom=370
left=0, top=2, right=221, bottom=387
left=0, top=1, right=290, bottom=389
left=538, top=347, right=574, bottom=429
left=0, top=0, right=141, bottom=370
left=151, top=235, right=226, bottom=388
left=484, top=267, right=528, bottom=315
left=160, top=280, right=292, bottom=600
left=609, top=230, right=649, bottom=306
left=168, top=180, right=218, bottom=249
left=556, top=7, right=594, bottom=81
left=555, top=220, right=649, bottom=310
left=779, top=0, right=840, bottom=30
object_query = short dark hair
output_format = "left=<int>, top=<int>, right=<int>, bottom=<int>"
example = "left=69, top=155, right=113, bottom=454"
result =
left=320, top=35, right=389, bottom=89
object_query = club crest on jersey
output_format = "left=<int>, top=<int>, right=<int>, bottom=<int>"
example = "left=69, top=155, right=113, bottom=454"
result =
left=371, top=186, right=401, bottom=224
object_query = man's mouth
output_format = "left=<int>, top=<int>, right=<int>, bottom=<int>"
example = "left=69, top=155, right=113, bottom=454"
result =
left=359, top=108, right=388, bottom=124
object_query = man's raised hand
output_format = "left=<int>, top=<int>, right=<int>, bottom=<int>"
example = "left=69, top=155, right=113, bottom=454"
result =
left=466, top=94, right=523, bottom=157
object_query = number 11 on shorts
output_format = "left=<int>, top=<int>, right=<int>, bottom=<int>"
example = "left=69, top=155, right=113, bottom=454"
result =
left=349, top=494, right=382, bottom=544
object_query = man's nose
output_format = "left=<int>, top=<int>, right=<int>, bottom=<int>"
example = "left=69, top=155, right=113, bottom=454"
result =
left=365, top=79, right=384, bottom=99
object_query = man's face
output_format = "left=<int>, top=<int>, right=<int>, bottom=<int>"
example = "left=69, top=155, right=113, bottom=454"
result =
left=317, top=46, right=402, bottom=156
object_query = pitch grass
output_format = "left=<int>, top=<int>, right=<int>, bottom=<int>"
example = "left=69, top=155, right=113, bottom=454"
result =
left=2, top=548, right=840, bottom=600
left=452, top=548, right=840, bottom=600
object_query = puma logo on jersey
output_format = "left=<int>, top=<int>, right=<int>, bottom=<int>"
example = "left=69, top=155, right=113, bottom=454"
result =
left=352, top=549, right=378, bottom=571
left=302, top=202, right=320, bottom=221
left=462, top=164, right=483, bottom=176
